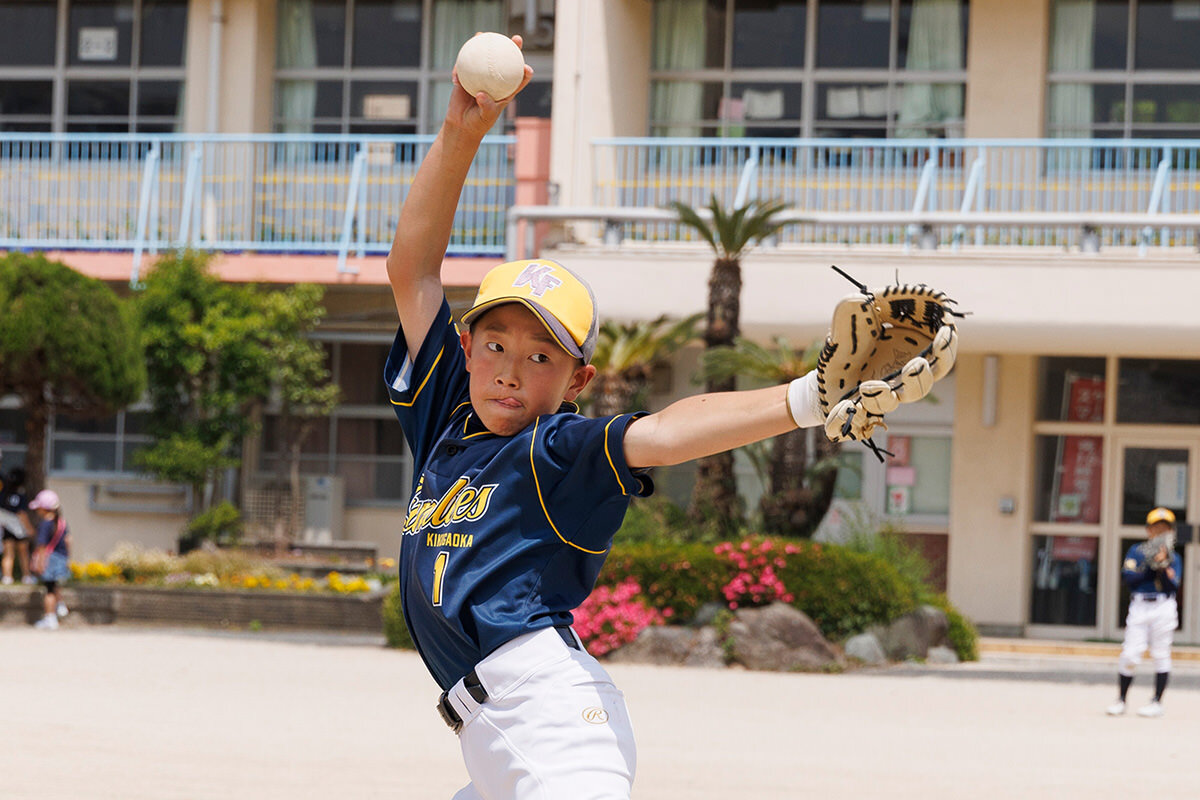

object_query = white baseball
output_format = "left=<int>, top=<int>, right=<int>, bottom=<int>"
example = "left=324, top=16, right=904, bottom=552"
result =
left=454, top=32, right=525, bottom=101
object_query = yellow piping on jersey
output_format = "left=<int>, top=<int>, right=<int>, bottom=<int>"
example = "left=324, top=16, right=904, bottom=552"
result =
left=530, top=416, right=607, bottom=555
left=390, top=346, right=444, bottom=408
left=602, top=416, right=629, bottom=495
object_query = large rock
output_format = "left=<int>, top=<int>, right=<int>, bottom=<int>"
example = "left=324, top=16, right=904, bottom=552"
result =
left=725, top=602, right=843, bottom=672
left=843, top=632, right=887, bottom=665
left=870, top=605, right=949, bottom=661
left=606, top=625, right=726, bottom=668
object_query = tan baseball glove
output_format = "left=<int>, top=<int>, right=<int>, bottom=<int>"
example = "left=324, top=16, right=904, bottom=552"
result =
left=814, top=267, right=961, bottom=456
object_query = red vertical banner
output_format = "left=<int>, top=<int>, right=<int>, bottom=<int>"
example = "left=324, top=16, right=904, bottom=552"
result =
left=1051, top=435, right=1104, bottom=523
left=1065, top=374, right=1104, bottom=423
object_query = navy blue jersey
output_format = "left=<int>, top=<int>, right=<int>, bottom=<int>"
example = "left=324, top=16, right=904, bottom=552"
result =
left=35, top=518, right=69, bottom=556
left=1121, top=542, right=1182, bottom=596
left=385, top=299, right=653, bottom=690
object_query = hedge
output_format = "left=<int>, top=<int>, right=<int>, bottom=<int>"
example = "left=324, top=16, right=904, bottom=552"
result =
left=382, top=537, right=977, bottom=660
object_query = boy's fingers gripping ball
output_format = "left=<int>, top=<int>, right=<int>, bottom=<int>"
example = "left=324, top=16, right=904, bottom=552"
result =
left=454, top=32, right=526, bottom=101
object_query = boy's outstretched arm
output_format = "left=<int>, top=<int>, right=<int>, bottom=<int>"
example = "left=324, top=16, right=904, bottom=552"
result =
left=385, top=36, right=532, bottom=357
left=623, top=373, right=824, bottom=469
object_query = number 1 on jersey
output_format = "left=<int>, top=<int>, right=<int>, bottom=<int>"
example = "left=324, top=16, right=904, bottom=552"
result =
left=432, top=550, right=450, bottom=606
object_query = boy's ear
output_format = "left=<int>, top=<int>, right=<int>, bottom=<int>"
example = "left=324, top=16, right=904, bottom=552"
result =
left=563, top=363, right=597, bottom=402
left=459, top=329, right=473, bottom=371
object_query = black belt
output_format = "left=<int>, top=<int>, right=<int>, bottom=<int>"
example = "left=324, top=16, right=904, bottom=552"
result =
left=437, top=625, right=580, bottom=734
left=1134, top=593, right=1173, bottom=602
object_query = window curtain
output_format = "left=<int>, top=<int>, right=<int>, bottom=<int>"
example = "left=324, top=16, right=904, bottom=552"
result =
left=652, top=0, right=706, bottom=137
left=277, top=0, right=318, bottom=133
left=895, top=0, right=965, bottom=138
left=1048, top=0, right=1095, bottom=137
left=430, top=0, right=505, bottom=128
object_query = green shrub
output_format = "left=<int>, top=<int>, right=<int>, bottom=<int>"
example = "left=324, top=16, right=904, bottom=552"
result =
left=923, top=592, right=980, bottom=662
left=181, top=547, right=273, bottom=581
left=615, top=495, right=728, bottom=545
left=180, top=502, right=243, bottom=553
left=601, top=542, right=732, bottom=623
left=601, top=538, right=917, bottom=641
left=383, top=583, right=415, bottom=649
left=772, top=542, right=917, bottom=641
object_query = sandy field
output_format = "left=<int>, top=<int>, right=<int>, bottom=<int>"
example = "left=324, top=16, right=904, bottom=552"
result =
left=1, top=626, right=1197, bottom=799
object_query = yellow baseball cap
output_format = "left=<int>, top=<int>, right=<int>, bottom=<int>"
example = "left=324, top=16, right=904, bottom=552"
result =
left=461, top=259, right=599, bottom=363
left=1146, top=507, right=1176, bottom=525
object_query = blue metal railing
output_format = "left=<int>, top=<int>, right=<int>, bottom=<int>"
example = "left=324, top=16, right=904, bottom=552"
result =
left=591, top=137, right=1200, bottom=250
left=0, top=133, right=517, bottom=268
left=3, top=134, right=1198, bottom=279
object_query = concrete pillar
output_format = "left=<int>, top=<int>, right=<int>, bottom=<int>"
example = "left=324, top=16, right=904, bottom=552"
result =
left=183, top=0, right=276, bottom=133
left=550, top=0, right=651, bottom=211
left=965, top=0, right=1052, bottom=137
left=514, top=117, right=553, bottom=258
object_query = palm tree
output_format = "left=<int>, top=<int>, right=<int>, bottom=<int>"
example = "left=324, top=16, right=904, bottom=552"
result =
left=669, top=195, right=791, bottom=534
left=578, top=313, right=703, bottom=417
left=700, top=336, right=842, bottom=538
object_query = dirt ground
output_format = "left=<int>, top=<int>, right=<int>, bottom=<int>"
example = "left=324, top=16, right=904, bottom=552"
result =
left=2, top=626, right=1197, bottom=799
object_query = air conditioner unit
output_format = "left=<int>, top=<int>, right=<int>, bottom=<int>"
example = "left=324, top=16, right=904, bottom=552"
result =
left=301, top=475, right=345, bottom=544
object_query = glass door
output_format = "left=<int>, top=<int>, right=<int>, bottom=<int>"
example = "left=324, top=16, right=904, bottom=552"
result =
left=1111, top=440, right=1194, bottom=642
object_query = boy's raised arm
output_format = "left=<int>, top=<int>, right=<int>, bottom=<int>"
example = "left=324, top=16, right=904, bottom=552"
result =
left=623, top=380, right=820, bottom=469
left=385, top=36, right=532, bottom=357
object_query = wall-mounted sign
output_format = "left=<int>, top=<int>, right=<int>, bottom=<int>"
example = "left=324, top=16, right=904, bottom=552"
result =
left=363, top=94, right=410, bottom=120
left=79, top=28, right=118, bottom=62
left=887, top=486, right=910, bottom=516
left=1155, top=462, right=1188, bottom=509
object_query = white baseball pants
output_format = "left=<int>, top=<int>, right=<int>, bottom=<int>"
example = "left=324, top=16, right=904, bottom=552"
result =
left=1118, top=595, right=1177, bottom=675
left=443, top=626, right=637, bottom=800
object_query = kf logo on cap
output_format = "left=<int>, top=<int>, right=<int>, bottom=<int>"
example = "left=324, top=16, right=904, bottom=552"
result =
left=513, top=263, right=562, bottom=297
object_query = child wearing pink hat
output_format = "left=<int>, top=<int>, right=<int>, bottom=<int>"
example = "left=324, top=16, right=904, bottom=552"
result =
left=29, top=490, right=70, bottom=630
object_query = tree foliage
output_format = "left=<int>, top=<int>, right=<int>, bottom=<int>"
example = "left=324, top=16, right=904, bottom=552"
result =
left=580, top=313, right=702, bottom=417
left=0, top=253, right=145, bottom=491
left=700, top=336, right=842, bottom=538
left=668, top=195, right=791, bottom=535
left=135, top=251, right=335, bottom=519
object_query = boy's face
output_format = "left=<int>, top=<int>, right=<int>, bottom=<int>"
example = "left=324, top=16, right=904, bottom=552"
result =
left=1147, top=520, right=1173, bottom=538
left=461, top=303, right=595, bottom=436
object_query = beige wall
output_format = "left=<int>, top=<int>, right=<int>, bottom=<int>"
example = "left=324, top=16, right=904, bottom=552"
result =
left=946, top=354, right=1036, bottom=629
left=46, top=477, right=403, bottom=564
left=550, top=0, right=651, bottom=208
left=966, top=0, right=1052, bottom=137
left=47, top=479, right=189, bottom=562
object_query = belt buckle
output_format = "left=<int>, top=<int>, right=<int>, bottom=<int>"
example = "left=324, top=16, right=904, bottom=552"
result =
left=437, top=690, right=463, bottom=734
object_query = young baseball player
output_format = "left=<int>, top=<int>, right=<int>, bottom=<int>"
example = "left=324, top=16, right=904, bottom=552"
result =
left=1105, top=507, right=1183, bottom=718
left=384, top=36, right=871, bottom=799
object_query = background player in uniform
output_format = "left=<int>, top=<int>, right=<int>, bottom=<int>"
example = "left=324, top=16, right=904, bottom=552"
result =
left=1106, top=507, right=1183, bottom=718
left=384, top=35, right=901, bottom=800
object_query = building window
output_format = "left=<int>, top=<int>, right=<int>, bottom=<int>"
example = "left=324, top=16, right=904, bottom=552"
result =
left=1116, top=357, right=1200, bottom=425
left=274, top=0, right=553, bottom=135
left=1048, top=0, right=1200, bottom=137
left=1037, top=356, right=1106, bottom=422
left=1034, top=434, right=1105, bottom=524
left=257, top=340, right=411, bottom=504
left=650, top=0, right=968, bottom=138
left=879, top=432, right=951, bottom=517
left=0, top=404, right=27, bottom=474
left=1030, top=534, right=1099, bottom=626
left=49, top=409, right=152, bottom=475
left=0, top=0, right=187, bottom=133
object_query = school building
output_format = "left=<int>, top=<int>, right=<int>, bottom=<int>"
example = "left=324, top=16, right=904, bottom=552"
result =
left=2, top=0, right=1200, bottom=644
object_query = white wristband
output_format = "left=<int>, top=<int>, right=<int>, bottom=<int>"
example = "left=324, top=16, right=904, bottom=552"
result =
left=786, top=371, right=824, bottom=429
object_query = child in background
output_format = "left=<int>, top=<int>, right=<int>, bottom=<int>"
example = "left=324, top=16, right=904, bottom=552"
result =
left=29, top=489, right=70, bottom=630
left=0, top=467, right=37, bottom=584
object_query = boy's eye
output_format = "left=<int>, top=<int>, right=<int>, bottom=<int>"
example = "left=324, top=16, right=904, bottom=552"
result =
left=530, top=353, right=550, bottom=364
left=486, top=341, right=503, bottom=353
